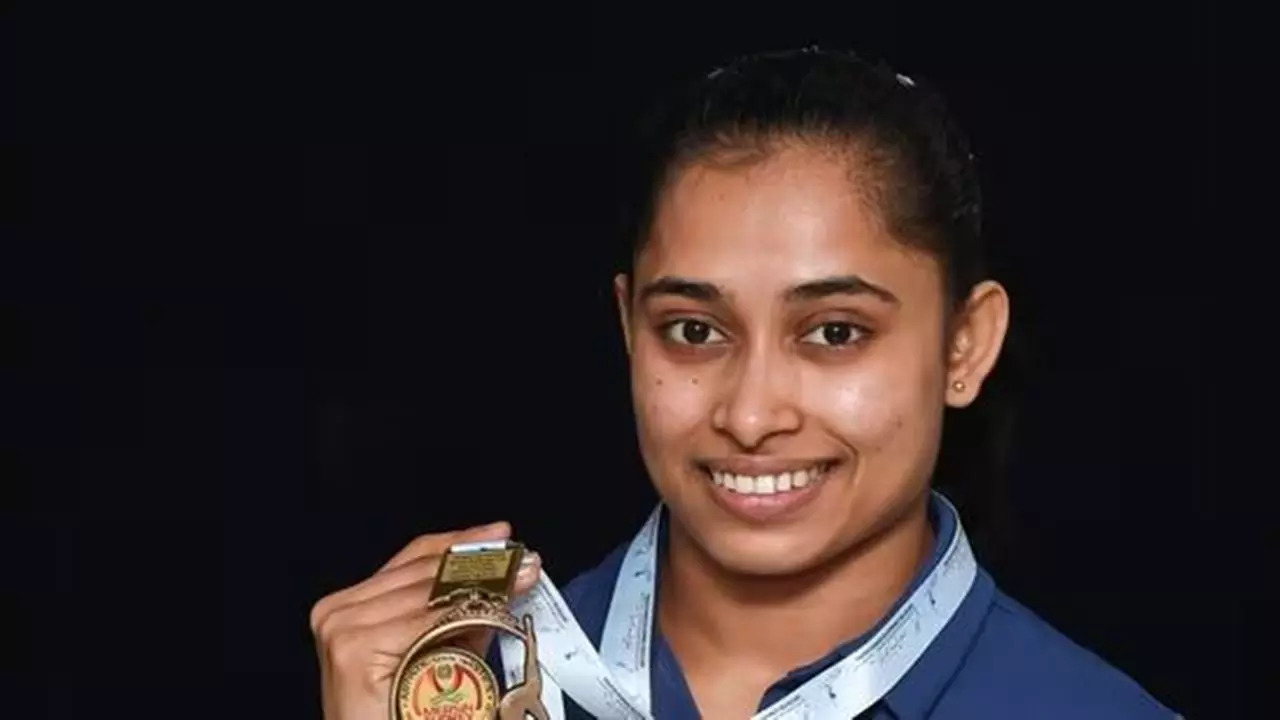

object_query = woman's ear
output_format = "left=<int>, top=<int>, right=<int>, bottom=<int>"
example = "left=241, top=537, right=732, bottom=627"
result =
left=945, top=280, right=1010, bottom=407
left=614, top=273, right=633, bottom=357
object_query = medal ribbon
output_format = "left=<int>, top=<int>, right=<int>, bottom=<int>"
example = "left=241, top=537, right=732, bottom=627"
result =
left=498, top=491, right=977, bottom=719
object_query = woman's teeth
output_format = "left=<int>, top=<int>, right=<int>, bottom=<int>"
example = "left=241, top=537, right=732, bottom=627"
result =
left=709, top=466, right=825, bottom=495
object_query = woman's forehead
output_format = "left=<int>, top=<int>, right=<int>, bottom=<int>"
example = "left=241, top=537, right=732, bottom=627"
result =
left=639, top=152, right=935, bottom=296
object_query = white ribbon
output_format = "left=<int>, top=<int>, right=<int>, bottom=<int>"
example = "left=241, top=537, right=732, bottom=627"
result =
left=499, top=492, right=977, bottom=719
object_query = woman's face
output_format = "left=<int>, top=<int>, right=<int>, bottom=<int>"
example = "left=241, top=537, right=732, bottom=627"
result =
left=616, top=145, right=1007, bottom=577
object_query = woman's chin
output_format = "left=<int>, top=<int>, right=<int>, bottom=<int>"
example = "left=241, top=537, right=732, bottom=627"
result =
left=696, top=531, right=838, bottom=579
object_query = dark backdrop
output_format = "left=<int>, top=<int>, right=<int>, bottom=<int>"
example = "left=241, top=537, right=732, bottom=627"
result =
left=8, top=5, right=1225, bottom=719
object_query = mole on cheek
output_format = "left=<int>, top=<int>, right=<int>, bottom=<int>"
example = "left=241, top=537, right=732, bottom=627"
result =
left=690, top=377, right=698, bottom=386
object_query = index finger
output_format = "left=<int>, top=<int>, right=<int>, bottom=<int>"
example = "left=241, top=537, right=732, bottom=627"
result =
left=378, top=521, right=512, bottom=573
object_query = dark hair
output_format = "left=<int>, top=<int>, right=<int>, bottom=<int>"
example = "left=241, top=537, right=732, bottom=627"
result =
left=617, top=46, right=1021, bottom=569
left=620, top=46, right=985, bottom=308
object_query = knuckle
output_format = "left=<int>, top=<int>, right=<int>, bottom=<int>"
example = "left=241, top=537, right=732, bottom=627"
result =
left=309, top=596, right=334, bottom=635
left=315, top=604, right=351, bottom=643
left=327, top=628, right=365, bottom=670
left=400, top=540, right=427, bottom=560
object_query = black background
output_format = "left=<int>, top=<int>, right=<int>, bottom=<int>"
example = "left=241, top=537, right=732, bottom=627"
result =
left=7, top=4, right=1226, bottom=718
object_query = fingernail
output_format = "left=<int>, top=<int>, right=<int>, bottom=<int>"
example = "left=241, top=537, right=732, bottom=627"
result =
left=519, top=551, right=540, bottom=571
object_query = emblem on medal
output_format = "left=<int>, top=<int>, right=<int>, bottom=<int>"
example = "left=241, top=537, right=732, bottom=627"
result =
left=389, top=541, right=550, bottom=720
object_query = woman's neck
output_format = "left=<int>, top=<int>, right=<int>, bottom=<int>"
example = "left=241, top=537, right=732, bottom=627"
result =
left=657, top=498, right=935, bottom=676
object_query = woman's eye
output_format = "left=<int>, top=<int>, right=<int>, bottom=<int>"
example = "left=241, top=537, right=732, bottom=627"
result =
left=800, top=322, right=866, bottom=347
left=663, top=319, right=727, bottom=345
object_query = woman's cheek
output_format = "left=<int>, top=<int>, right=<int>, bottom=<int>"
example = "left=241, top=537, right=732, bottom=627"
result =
left=808, top=367, right=906, bottom=449
left=636, top=365, right=714, bottom=442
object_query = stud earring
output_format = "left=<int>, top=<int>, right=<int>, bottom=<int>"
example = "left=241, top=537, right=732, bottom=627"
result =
left=951, top=380, right=966, bottom=392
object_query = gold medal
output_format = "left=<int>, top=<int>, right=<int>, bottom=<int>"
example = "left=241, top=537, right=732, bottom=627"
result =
left=389, top=541, right=551, bottom=720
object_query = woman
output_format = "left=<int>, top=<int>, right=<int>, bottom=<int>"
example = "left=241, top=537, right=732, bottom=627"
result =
left=311, top=48, right=1179, bottom=719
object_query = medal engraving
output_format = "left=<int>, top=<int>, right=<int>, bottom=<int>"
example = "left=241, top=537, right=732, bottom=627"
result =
left=396, top=647, right=499, bottom=720
left=390, top=541, right=550, bottom=720
left=431, top=545, right=522, bottom=604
